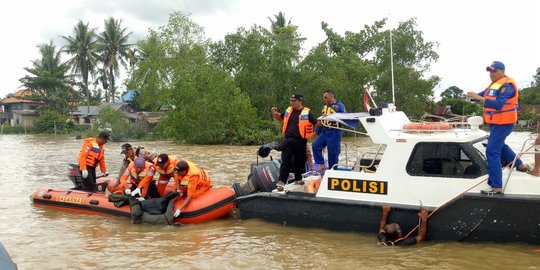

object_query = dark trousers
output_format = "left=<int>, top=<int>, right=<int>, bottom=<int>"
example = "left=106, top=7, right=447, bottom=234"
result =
left=279, top=139, right=307, bottom=182
left=81, top=166, right=97, bottom=192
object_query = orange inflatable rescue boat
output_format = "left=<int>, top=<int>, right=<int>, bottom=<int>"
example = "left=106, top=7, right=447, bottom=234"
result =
left=31, top=164, right=235, bottom=224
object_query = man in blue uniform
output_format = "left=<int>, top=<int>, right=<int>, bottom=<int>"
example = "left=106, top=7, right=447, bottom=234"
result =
left=466, top=61, right=529, bottom=194
left=312, top=89, right=346, bottom=171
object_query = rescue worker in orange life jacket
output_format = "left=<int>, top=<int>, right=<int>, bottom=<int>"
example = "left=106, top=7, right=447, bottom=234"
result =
left=171, top=160, right=213, bottom=218
left=467, top=61, right=529, bottom=194
left=78, top=131, right=109, bottom=192
left=115, top=157, right=161, bottom=199
left=135, top=153, right=179, bottom=197
left=271, top=93, right=317, bottom=191
left=117, top=143, right=135, bottom=180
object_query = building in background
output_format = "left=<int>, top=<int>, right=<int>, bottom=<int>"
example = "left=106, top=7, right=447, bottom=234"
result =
left=0, top=89, right=41, bottom=127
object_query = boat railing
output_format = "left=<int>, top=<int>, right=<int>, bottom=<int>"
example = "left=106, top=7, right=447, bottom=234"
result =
left=321, top=121, right=368, bottom=136
left=504, top=137, right=538, bottom=190
left=347, top=144, right=385, bottom=172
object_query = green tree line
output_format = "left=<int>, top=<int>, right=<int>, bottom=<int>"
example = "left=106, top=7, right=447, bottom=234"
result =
left=13, top=11, right=540, bottom=142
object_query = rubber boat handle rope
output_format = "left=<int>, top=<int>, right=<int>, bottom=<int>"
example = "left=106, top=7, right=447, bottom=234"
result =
left=397, top=143, right=536, bottom=241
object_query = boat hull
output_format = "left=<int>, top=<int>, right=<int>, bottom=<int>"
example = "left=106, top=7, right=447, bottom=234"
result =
left=32, top=182, right=235, bottom=224
left=235, top=191, right=540, bottom=244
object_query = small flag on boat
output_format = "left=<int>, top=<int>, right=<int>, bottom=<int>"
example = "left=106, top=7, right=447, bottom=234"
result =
left=363, top=91, right=371, bottom=112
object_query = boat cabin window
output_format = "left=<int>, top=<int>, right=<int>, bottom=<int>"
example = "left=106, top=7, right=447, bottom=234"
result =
left=406, top=142, right=481, bottom=178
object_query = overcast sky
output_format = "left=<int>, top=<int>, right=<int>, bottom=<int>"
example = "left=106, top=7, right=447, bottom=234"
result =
left=1, top=0, right=539, bottom=101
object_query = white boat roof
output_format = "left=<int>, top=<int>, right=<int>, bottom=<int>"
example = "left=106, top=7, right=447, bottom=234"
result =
left=318, top=109, right=488, bottom=145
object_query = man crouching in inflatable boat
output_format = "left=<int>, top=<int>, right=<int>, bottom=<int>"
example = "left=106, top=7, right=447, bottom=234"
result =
left=171, top=160, right=212, bottom=218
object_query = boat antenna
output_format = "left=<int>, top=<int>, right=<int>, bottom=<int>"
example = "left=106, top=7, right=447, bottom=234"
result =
left=390, top=27, right=396, bottom=105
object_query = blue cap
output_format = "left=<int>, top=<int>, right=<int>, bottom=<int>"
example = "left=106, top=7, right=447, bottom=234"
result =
left=134, top=157, right=146, bottom=168
left=486, top=61, right=505, bottom=72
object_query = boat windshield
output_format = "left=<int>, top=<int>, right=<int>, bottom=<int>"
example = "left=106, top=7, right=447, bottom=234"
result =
left=406, top=142, right=483, bottom=178
left=472, top=140, right=487, bottom=161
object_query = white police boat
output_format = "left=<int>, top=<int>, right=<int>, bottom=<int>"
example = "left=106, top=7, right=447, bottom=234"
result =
left=234, top=105, right=540, bottom=244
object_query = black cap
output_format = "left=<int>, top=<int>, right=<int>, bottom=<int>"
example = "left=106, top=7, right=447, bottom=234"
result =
left=174, top=160, right=189, bottom=173
left=156, top=153, right=169, bottom=167
left=290, top=93, right=304, bottom=101
left=98, top=131, right=110, bottom=142
left=120, top=143, right=132, bottom=154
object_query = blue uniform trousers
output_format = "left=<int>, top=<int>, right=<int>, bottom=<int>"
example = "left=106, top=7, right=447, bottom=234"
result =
left=312, top=129, right=342, bottom=169
left=486, top=124, right=522, bottom=188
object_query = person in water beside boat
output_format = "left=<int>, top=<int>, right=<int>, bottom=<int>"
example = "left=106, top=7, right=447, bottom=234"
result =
left=529, top=133, right=540, bottom=177
left=378, top=205, right=429, bottom=246
left=466, top=61, right=529, bottom=194
left=78, top=131, right=110, bottom=192
left=172, top=160, right=213, bottom=218
left=271, top=93, right=318, bottom=191
left=312, top=89, right=346, bottom=171
left=114, top=157, right=161, bottom=199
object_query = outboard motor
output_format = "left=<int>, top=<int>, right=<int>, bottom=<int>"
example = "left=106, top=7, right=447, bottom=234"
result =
left=67, top=162, right=109, bottom=191
left=68, top=163, right=84, bottom=189
left=232, top=160, right=280, bottom=197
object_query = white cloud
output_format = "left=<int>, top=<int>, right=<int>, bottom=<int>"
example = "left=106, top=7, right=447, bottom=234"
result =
left=1, top=0, right=538, bottom=104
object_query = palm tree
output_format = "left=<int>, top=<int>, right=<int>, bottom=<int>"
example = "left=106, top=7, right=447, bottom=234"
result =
left=62, top=20, right=99, bottom=114
left=20, top=41, right=74, bottom=114
left=97, top=17, right=132, bottom=102
left=268, top=11, right=291, bottom=33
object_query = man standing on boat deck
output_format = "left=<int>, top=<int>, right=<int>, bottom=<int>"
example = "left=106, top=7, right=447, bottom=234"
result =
left=271, top=93, right=318, bottom=191
left=529, top=133, right=540, bottom=177
left=467, top=61, right=529, bottom=194
left=378, top=205, right=428, bottom=246
left=171, top=160, right=213, bottom=218
left=78, top=131, right=109, bottom=192
left=312, top=89, right=346, bottom=171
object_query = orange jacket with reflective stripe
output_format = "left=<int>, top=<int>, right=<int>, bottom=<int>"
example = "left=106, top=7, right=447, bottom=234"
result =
left=482, top=76, right=519, bottom=124
left=173, top=160, right=212, bottom=198
left=281, top=107, right=314, bottom=139
left=119, top=162, right=155, bottom=195
left=78, top=138, right=106, bottom=172
left=153, top=155, right=179, bottom=176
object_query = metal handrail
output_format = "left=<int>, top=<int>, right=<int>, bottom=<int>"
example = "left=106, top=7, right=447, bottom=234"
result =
left=503, top=137, right=537, bottom=191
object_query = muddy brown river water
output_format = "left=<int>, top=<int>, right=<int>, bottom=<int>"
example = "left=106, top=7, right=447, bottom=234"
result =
left=0, top=134, right=538, bottom=269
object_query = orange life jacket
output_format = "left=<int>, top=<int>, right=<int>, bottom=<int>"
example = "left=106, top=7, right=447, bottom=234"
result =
left=119, top=161, right=155, bottom=189
left=174, top=160, right=212, bottom=198
left=153, top=155, right=179, bottom=176
left=281, top=106, right=314, bottom=139
left=78, top=138, right=106, bottom=171
left=482, top=76, right=519, bottom=124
